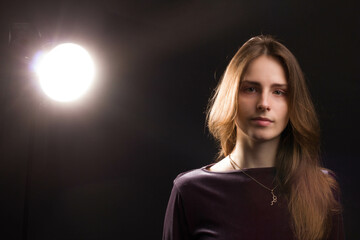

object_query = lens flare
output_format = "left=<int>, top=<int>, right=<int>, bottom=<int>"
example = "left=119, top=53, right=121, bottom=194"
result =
left=36, top=43, right=95, bottom=102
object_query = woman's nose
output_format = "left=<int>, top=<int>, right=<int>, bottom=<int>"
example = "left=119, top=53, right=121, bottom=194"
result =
left=257, top=93, right=271, bottom=111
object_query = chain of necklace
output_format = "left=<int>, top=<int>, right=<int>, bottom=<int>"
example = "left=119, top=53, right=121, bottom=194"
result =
left=228, top=154, right=278, bottom=206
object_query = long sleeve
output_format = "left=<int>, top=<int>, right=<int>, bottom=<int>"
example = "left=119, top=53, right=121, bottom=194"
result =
left=162, top=183, right=190, bottom=240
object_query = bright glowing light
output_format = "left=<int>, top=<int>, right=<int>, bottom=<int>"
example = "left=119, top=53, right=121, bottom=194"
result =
left=36, top=43, right=95, bottom=102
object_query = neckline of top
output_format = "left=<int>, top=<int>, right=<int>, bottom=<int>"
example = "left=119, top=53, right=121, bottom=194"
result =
left=201, top=163, right=276, bottom=174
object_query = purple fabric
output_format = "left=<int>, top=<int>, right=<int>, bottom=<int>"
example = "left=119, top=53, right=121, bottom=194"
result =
left=163, top=164, right=344, bottom=240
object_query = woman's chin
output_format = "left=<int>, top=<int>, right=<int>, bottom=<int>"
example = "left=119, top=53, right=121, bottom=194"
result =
left=249, top=133, right=281, bottom=143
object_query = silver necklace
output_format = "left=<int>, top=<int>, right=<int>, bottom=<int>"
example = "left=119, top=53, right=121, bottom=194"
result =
left=228, top=155, right=278, bottom=206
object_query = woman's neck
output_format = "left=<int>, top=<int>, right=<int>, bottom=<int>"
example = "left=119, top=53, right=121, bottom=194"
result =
left=231, top=135, right=280, bottom=169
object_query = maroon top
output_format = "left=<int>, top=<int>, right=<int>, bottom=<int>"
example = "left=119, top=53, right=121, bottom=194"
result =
left=163, top=164, right=344, bottom=240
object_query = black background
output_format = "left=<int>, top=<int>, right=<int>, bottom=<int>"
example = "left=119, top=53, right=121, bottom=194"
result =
left=0, top=0, right=359, bottom=239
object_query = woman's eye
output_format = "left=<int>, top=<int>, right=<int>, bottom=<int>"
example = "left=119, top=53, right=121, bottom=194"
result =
left=244, top=87, right=256, bottom=93
left=273, top=90, right=286, bottom=96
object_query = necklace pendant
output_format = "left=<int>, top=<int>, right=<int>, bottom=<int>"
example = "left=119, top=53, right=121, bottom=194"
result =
left=270, top=190, right=278, bottom=206
left=228, top=156, right=279, bottom=206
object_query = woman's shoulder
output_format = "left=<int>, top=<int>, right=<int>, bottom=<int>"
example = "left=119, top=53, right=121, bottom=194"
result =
left=172, top=162, right=236, bottom=192
left=172, top=161, right=250, bottom=194
left=321, top=168, right=337, bottom=178
left=174, top=158, right=232, bottom=185
left=320, top=167, right=340, bottom=188
left=173, top=164, right=213, bottom=186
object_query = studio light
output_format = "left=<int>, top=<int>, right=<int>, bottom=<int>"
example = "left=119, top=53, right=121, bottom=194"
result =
left=35, top=43, right=95, bottom=102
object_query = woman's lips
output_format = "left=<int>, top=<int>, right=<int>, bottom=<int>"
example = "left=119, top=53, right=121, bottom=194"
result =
left=251, top=117, right=273, bottom=127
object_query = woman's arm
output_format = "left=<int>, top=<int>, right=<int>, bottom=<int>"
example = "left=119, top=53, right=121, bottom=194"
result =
left=162, top=183, right=191, bottom=240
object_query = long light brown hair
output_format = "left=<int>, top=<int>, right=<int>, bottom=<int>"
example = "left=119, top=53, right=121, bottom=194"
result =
left=207, top=35, right=341, bottom=240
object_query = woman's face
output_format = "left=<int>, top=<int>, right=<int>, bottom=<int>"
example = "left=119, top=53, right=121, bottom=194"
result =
left=236, top=55, right=289, bottom=142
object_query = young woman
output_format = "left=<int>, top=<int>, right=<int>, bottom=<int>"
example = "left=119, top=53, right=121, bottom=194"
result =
left=163, top=35, right=343, bottom=240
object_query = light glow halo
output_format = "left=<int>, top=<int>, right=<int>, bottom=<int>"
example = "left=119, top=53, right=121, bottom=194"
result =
left=36, top=43, right=95, bottom=102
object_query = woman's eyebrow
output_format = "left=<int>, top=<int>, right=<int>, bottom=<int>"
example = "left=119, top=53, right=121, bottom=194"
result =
left=242, top=80, right=287, bottom=88
left=241, top=80, right=260, bottom=86
left=272, top=83, right=288, bottom=88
